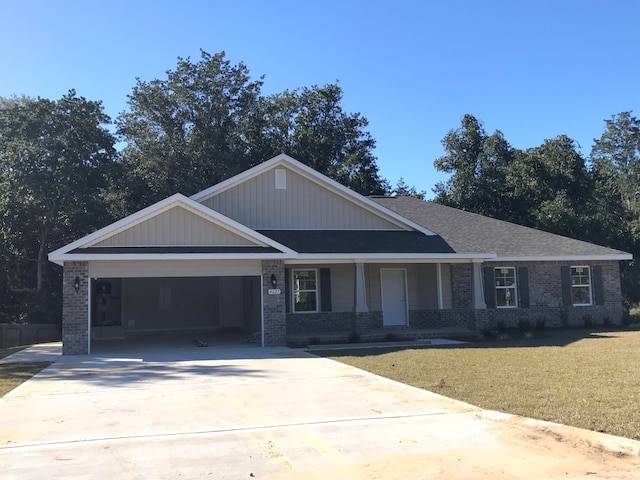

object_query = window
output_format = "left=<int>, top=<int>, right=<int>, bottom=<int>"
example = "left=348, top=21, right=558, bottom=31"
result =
left=292, top=269, right=317, bottom=312
left=495, top=267, right=517, bottom=308
left=570, top=266, right=592, bottom=306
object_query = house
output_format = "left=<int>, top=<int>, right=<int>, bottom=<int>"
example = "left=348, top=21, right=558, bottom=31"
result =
left=49, top=154, right=632, bottom=354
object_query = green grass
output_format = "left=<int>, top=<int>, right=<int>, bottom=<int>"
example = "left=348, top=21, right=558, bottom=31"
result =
left=0, top=346, right=50, bottom=397
left=0, top=346, right=25, bottom=360
left=324, top=330, right=640, bottom=441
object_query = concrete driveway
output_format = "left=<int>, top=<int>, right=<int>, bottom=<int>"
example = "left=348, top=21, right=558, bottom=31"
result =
left=1, top=343, right=639, bottom=479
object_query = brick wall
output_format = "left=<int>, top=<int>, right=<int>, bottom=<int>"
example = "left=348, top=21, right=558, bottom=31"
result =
left=451, top=264, right=473, bottom=309
left=478, top=261, right=624, bottom=330
left=262, top=260, right=286, bottom=346
left=62, top=261, right=89, bottom=354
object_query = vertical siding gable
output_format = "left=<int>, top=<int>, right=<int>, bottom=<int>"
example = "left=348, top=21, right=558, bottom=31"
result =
left=201, top=166, right=403, bottom=230
left=92, top=206, right=257, bottom=247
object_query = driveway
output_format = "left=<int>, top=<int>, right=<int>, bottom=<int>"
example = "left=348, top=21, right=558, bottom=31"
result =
left=1, top=343, right=639, bottom=479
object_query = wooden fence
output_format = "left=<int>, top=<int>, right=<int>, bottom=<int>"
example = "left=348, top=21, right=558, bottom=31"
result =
left=0, top=324, right=61, bottom=349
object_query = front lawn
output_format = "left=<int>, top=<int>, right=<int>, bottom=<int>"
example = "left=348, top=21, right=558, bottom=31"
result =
left=323, top=329, right=640, bottom=440
left=0, top=346, right=50, bottom=397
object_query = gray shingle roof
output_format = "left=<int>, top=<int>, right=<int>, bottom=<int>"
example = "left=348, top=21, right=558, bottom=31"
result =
left=257, top=230, right=455, bottom=254
left=371, top=196, right=630, bottom=258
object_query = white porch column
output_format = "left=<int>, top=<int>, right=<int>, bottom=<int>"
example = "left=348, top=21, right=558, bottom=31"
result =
left=436, top=263, right=444, bottom=310
left=354, top=262, right=369, bottom=313
left=472, top=262, right=486, bottom=309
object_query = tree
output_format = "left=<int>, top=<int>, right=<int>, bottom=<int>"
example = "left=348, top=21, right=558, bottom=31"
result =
left=117, top=51, right=388, bottom=212
left=116, top=50, right=265, bottom=210
left=433, top=114, right=514, bottom=219
left=260, top=84, right=388, bottom=195
left=591, top=112, right=640, bottom=303
left=0, top=91, right=117, bottom=321
left=392, top=178, right=426, bottom=199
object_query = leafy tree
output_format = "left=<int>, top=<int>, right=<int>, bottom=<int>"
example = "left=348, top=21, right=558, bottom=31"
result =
left=260, top=84, right=388, bottom=195
left=117, top=51, right=388, bottom=213
left=116, top=50, right=264, bottom=210
left=433, top=114, right=514, bottom=220
left=392, top=177, right=426, bottom=199
left=0, top=91, right=117, bottom=321
left=591, top=112, right=640, bottom=303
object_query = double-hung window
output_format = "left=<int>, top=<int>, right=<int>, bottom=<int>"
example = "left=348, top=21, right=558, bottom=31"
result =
left=570, top=266, right=592, bottom=306
left=495, top=267, right=517, bottom=308
left=292, top=269, right=317, bottom=312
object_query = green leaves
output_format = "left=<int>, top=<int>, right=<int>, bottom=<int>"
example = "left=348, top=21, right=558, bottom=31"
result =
left=116, top=51, right=388, bottom=211
left=0, top=91, right=117, bottom=314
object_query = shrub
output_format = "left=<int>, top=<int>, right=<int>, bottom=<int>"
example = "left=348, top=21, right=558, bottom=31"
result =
left=535, top=316, right=546, bottom=330
left=348, top=332, right=361, bottom=343
left=496, top=320, right=508, bottom=332
left=517, top=318, right=531, bottom=332
left=582, top=314, right=593, bottom=328
left=559, top=305, right=569, bottom=327
left=385, top=332, right=398, bottom=342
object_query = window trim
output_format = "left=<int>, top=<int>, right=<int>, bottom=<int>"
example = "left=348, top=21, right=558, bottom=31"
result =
left=291, top=268, right=319, bottom=313
left=570, top=265, right=592, bottom=306
left=494, top=266, right=518, bottom=309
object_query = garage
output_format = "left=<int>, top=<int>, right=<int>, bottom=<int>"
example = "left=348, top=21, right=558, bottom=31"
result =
left=85, top=258, right=265, bottom=350
left=90, top=276, right=262, bottom=343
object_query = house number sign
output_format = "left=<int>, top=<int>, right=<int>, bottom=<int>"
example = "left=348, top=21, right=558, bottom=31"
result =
left=268, top=288, right=281, bottom=295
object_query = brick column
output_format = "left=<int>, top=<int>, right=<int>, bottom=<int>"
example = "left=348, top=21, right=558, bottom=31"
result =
left=62, top=261, right=89, bottom=355
left=262, top=260, right=286, bottom=346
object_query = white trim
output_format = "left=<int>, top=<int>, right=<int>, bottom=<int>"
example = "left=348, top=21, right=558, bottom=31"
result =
left=260, top=274, right=265, bottom=348
left=494, top=266, right=518, bottom=309
left=490, top=254, right=632, bottom=262
left=49, top=193, right=296, bottom=265
left=53, top=253, right=295, bottom=263
left=380, top=268, right=409, bottom=327
left=436, top=263, right=443, bottom=310
left=570, top=265, right=593, bottom=306
left=87, top=278, right=91, bottom=355
left=190, top=154, right=437, bottom=236
left=291, top=268, right=319, bottom=313
left=291, top=253, right=496, bottom=262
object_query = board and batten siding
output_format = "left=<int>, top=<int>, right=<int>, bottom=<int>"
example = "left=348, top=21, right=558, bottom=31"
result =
left=200, top=167, right=402, bottom=230
left=367, top=263, right=451, bottom=311
left=93, top=206, right=256, bottom=247
left=88, top=260, right=262, bottom=278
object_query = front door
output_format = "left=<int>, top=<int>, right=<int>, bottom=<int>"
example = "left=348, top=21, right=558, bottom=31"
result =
left=381, top=269, right=408, bottom=326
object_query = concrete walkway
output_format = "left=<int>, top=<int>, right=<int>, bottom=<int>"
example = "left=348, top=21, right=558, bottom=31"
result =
left=0, top=343, right=638, bottom=479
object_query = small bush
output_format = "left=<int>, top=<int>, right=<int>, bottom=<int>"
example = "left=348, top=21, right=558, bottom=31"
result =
left=582, top=314, right=593, bottom=328
left=559, top=306, right=569, bottom=327
left=385, top=332, right=398, bottom=342
left=308, top=337, right=321, bottom=345
left=535, top=316, right=546, bottom=330
left=348, top=332, right=361, bottom=343
left=496, top=320, right=508, bottom=332
left=603, top=317, right=612, bottom=327
left=517, top=318, right=531, bottom=332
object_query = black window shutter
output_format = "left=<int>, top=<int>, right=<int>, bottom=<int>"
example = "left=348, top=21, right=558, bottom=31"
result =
left=519, top=266, right=530, bottom=308
left=561, top=266, right=572, bottom=307
left=320, top=268, right=332, bottom=312
left=483, top=267, right=496, bottom=309
left=284, top=268, right=290, bottom=313
left=592, top=265, right=604, bottom=306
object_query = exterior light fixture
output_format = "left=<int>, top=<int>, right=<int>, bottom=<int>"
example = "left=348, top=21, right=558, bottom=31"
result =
left=270, top=273, right=277, bottom=288
left=73, top=276, right=80, bottom=293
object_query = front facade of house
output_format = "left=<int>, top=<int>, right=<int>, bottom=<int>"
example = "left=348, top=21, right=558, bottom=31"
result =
left=49, top=155, right=632, bottom=354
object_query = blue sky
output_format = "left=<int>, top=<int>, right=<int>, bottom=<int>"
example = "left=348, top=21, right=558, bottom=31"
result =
left=1, top=0, right=638, bottom=197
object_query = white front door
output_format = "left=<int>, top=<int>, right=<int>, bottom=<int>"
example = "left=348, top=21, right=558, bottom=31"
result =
left=381, top=269, right=408, bottom=326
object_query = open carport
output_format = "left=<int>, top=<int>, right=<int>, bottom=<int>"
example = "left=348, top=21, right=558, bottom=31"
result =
left=90, top=275, right=262, bottom=349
